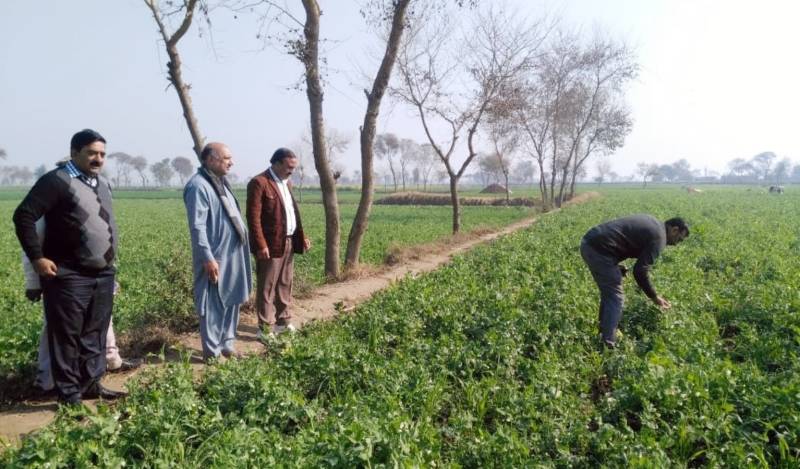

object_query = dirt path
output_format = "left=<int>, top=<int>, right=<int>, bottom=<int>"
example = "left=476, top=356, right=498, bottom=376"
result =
left=0, top=193, right=597, bottom=447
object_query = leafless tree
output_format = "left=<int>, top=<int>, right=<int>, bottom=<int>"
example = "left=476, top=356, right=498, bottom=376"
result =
left=374, top=133, right=401, bottom=191
left=511, top=159, right=537, bottom=185
left=772, top=157, right=792, bottom=185
left=342, top=0, right=415, bottom=270
left=130, top=155, right=150, bottom=187
left=0, top=148, right=7, bottom=159
left=495, top=28, right=636, bottom=206
left=566, top=100, right=632, bottom=198
left=394, top=4, right=547, bottom=232
left=476, top=152, right=502, bottom=185
left=561, top=35, right=636, bottom=200
left=150, top=157, right=175, bottom=187
left=171, top=155, right=195, bottom=185
left=144, top=0, right=207, bottom=159
left=485, top=118, right=518, bottom=204
left=108, top=152, right=134, bottom=187
left=239, top=0, right=341, bottom=277
left=728, top=158, right=752, bottom=178
left=413, top=143, right=438, bottom=192
left=636, top=162, right=659, bottom=188
left=397, top=138, right=421, bottom=191
left=594, top=156, right=612, bottom=184
left=750, top=151, right=776, bottom=181
left=289, top=135, right=314, bottom=202
left=501, top=78, right=553, bottom=206
left=325, top=127, right=352, bottom=169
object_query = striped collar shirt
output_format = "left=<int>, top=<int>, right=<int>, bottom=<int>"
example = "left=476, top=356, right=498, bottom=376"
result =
left=268, top=167, right=296, bottom=236
left=65, top=160, right=98, bottom=188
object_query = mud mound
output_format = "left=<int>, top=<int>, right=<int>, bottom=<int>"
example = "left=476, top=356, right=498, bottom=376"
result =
left=480, top=183, right=510, bottom=194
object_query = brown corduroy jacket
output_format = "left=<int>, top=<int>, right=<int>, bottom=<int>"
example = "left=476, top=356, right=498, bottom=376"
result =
left=245, top=171, right=306, bottom=258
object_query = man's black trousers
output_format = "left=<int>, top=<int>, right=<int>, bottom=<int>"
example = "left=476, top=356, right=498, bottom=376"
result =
left=41, top=266, right=114, bottom=402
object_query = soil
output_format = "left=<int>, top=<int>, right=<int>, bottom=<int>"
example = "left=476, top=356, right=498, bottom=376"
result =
left=0, top=192, right=598, bottom=448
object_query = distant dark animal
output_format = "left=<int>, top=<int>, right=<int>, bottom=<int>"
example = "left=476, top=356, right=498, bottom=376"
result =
left=769, top=185, right=784, bottom=194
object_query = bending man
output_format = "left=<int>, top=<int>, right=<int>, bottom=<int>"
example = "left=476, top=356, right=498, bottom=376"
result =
left=580, top=215, right=689, bottom=348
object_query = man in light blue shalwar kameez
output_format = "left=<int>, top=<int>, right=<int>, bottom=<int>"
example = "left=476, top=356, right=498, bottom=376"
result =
left=184, top=142, right=252, bottom=360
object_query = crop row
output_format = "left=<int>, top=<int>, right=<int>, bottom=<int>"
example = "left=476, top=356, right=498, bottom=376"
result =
left=2, top=187, right=797, bottom=466
left=0, top=193, right=532, bottom=403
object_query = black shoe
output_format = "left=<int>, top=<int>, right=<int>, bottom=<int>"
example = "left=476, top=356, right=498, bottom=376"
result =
left=58, top=394, right=83, bottom=407
left=84, top=384, right=127, bottom=401
left=221, top=349, right=243, bottom=359
left=31, top=386, right=58, bottom=401
left=108, top=357, right=144, bottom=373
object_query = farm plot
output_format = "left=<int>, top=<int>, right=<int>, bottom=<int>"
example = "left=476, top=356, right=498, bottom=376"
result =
left=0, top=192, right=533, bottom=403
left=2, top=187, right=798, bottom=466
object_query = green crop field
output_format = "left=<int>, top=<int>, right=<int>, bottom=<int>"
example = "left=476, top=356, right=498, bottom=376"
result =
left=0, top=189, right=534, bottom=403
left=1, top=186, right=797, bottom=466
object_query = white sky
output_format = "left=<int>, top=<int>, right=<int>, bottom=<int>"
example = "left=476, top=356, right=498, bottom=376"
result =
left=1, top=0, right=798, bottom=180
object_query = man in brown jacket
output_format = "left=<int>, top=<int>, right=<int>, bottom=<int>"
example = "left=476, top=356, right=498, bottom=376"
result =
left=246, top=148, right=311, bottom=336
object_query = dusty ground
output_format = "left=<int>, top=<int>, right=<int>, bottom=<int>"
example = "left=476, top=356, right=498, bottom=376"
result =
left=0, top=193, right=597, bottom=448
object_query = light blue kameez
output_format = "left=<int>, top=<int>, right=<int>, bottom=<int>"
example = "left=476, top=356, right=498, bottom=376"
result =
left=184, top=172, right=252, bottom=358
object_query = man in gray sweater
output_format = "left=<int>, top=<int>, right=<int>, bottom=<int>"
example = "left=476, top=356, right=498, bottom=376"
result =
left=580, top=215, right=689, bottom=348
left=14, top=129, right=126, bottom=405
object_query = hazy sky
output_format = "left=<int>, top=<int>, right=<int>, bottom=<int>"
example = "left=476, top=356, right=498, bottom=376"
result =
left=1, top=0, right=798, bottom=181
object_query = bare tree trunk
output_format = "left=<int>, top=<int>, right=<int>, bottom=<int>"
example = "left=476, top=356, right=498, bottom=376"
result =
left=556, top=161, right=570, bottom=207
left=388, top=159, right=398, bottom=191
left=503, top=169, right=510, bottom=205
left=144, top=0, right=205, bottom=159
left=344, top=0, right=411, bottom=271
left=448, top=174, right=461, bottom=233
left=166, top=46, right=205, bottom=159
left=548, top=152, right=558, bottom=208
left=568, top=171, right=577, bottom=199
left=302, top=0, right=340, bottom=279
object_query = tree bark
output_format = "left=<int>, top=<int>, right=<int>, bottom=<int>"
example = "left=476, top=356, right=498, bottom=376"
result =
left=302, top=0, right=340, bottom=279
left=448, top=174, right=461, bottom=233
left=345, top=0, right=411, bottom=270
left=503, top=169, right=510, bottom=205
left=144, top=0, right=205, bottom=160
left=165, top=45, right=205, bottom=159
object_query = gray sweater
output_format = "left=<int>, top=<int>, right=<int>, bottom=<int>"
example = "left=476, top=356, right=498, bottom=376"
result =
left=14, top=167, right=117, bottom=271
left=583, top=214, right=666, bottom=299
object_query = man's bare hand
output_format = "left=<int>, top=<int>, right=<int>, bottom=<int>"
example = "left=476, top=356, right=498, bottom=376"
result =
left=653, top=296, right=672, bottom=309
left=303, top=237, right=311, bottom=252
left=203, top=259, right=220, bottom=283
left=33, top=258, right=57, bottom=278
left=256, top=247, right=270, bottom=260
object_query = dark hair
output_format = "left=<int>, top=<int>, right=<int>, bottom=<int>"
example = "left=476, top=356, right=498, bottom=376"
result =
left=665, top=217, right=689, bottom=236
left=200, top=145, right=216, bottom=162
left=70, top=129, right=106, bottom=152
left=270, top=148, right=297, bottom=164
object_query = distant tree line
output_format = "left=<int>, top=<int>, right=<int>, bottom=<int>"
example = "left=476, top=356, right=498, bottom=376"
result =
left=105, top=153, right=196, bottom=188
left=721, top=152, right=797, bottom=185
left=0, top=147, right=199, bottom=188
left=629, top=152, right=799, bottom=187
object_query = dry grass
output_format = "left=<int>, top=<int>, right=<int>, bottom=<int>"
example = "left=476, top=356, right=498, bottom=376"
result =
left=118, top=324, right=180, bottom=358
left=562, top=191, right=600, bottom=206
left=383, top=228, right=493, bottom=266
left=375, top=192, right=536, bottom=207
